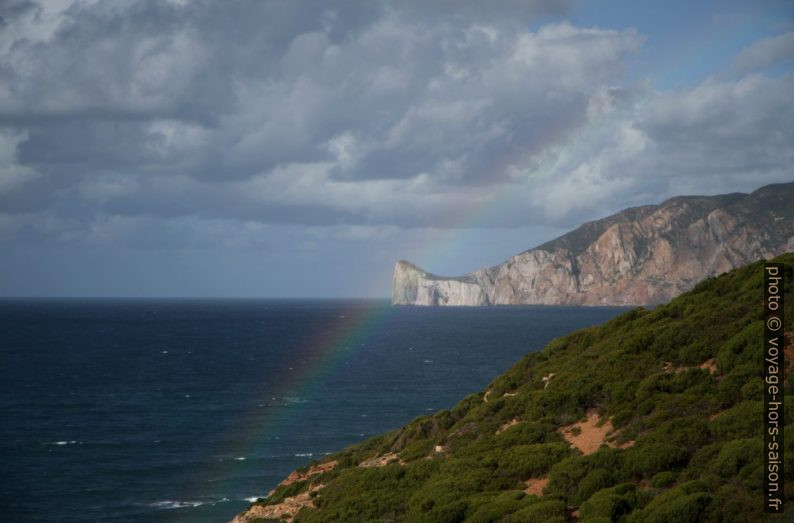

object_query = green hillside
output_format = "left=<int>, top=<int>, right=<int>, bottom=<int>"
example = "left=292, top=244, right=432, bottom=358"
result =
left=243, top=254, right=794, bottom=522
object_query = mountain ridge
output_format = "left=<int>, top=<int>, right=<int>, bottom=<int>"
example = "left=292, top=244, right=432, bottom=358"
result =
left=393, top=182, right=794, bottom=306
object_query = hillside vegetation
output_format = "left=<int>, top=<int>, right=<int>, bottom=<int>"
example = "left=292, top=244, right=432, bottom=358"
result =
left=240, top=254, right=794, bottom=522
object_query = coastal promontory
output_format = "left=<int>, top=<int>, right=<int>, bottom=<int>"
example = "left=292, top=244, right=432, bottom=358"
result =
left=393, top=182, right=794, bottom=306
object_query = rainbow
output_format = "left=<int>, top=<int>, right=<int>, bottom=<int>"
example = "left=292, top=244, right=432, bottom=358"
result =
left=205, top=82, right=646, bottom=501
left=203, top=300, right=391, bottom=496
left=207, top=33, right=722, bottom=497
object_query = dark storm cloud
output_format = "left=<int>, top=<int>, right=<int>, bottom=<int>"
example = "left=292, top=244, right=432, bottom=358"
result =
left=0, top=0, right=792, bottom=244
left=0, top=0, right=36, bottom=27
left=0, top=0, right=583, bottom=226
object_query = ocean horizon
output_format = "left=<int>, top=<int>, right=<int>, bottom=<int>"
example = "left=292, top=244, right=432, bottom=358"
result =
left=1, top=299, right=628, bottom=522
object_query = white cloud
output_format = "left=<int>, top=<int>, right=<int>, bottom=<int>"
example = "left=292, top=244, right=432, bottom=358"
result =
left=515, top=73, right=794, bottom=224
left=735, top=30, right=794, bottom=72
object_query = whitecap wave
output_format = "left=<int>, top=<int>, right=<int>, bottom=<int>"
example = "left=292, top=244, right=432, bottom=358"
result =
left=148, top=497, right=233, bottom=510
left=294, top=452, right=313, bottom=457
left=45, top=440, right=80, bottom=446
left=149, top=500, right=205, bottom=510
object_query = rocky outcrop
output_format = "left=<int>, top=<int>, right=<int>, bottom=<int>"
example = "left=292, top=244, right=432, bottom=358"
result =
left=230, top=484, right=324, bottom=523
left=393, top=182, right=794, bottom=306
left=230, top=462, right=337, bottom=523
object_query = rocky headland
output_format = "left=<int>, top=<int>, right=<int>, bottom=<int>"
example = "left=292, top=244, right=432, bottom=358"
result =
left=393, top=182, right=794, bottom=306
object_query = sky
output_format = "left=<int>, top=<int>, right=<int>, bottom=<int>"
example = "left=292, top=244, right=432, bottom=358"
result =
left=0, top=0, right=792, bottom=298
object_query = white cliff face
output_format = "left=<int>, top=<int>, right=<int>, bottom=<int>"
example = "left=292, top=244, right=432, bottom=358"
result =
left=392, top=260, right=425, bottom=305
left=416, top=278, right=488, bottom=306
left=392, top=182, right=794, bottom=306
left=392, top=261, right=488, bottom=306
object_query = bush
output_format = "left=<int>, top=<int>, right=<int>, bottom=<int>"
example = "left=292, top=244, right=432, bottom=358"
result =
left=708, top=438, right=762, bottom=480
left=740, top=378, right=764, bottom=401
left=651, top=470, right=677, bottom=488
left=629, top=481, right=711, bottom=523
left=580, top=483, right=637, bottom=520
left=717, top=365, right=759, bottom=406
left=624, top=443, right=689, bottom=477
left=643, top=416, right=711, bottom=450
left=705, top=484, right=762, bottom=522
left=576, top=468, right=615, bottom=505
left=495, top=422, right=560, bottom=446
left=629, top=492, right=711, bottom=523
left=465, top=491, right=529, bottom=523
left=710, top=401, right=762, bottom=440
left=495, top=443, right=571, bottom=479
left=503, top=499, right=567, bottom=523
left=546, top=449, right=625, bottom=504
left=716, top=322, right=763, bottom=373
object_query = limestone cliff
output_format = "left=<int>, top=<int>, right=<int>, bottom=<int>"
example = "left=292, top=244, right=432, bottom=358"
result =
left=392, top=182, right=794, bottom=306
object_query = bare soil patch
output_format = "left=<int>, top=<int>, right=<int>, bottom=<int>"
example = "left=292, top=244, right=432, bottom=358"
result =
left=523, top=477, right=548, bottom=497
left=699, top=358, right=717, bottom=373
left=560, top=410, right=634, bottom=454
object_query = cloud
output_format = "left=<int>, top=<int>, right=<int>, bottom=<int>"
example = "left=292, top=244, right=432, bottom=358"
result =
left=635, top=75, right=794, bottom=180
left=0, top=1, right=579, bottom=186
left=735, top=30, right=794, bottom=72
left=0, top=129, right=40, bottom=194
left=514, top=72, right=794, bottom=226
left=0, top=0, right=792, bottom=247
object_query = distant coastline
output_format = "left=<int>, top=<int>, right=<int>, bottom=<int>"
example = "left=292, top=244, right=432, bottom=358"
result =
left=393, top=182, right=794, bottom=307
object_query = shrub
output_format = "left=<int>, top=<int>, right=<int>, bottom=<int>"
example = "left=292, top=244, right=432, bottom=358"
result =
left=705, top=484, right=762, bottom=522
left=576, top=468, right=615, bottom=505
left=546, top=449, right=625, bottom=504
left=643, top=416, right=711, bottom=450
left=624, top=443, right=689, bottom=477
left=710, top=401, right=762, bottom=440
left=629, top=492, right=711, bottom=523
left=716, top=322, right=763, bottom=373
left=465, top=491, right=529, bottom=523
left=629, top=481, right=711, bottom=523
left=740, top=378, right=764, bottom=401
left=495, top=443, right=571, bottom=479
left=708, top=438, right=762, bottom=480
left=579, top=483, right=637, bottom=520
left=651, top=471, right=677, bottom=488
left=503, top=499, right=567, bottom=523
left=717, top=365, right=759, bottom=406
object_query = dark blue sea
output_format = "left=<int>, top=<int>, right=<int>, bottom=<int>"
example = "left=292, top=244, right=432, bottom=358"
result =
left=0, top=299, right=627, bottom=522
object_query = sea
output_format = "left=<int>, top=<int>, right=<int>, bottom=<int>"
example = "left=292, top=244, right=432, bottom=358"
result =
left=0, top=299, right=628, bottom=522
